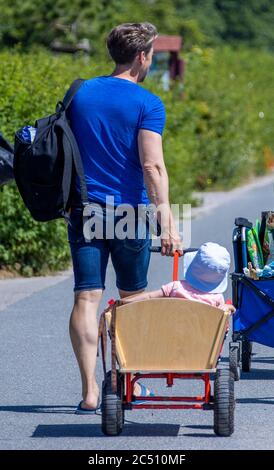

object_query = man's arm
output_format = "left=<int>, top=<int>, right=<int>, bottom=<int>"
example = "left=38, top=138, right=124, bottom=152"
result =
left=138, top=129, right=183, bottom=256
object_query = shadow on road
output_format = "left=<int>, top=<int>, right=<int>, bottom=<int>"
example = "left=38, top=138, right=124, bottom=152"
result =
left=251, top=356, right=274, bottom=365
left=32, top=422, right=181, bottom=438
left=241, top=369, right=274, bottom=380
left=0, top=405, right=215, bottom=438
left=237, top=397, right=274, bottom=405
left=179, top=425, right=216, bottom=438
left=0, top=405, right=76, bottom=414
left=33, top=424, right=102, bottom=438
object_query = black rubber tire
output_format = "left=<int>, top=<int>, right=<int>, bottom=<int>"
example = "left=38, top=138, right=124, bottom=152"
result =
left=229, top=345, right=240, bottom=381
left=101, top=371, right=124, bottom=436
left=242, top=339, right=252, bottom=372
left=214, top=369, right=235, bottom=437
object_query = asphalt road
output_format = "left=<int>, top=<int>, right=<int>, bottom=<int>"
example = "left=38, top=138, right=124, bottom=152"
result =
left=0, top=177, right=274, bottom=450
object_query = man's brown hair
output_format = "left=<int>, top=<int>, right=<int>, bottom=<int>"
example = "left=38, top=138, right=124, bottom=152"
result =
left=107, top=22, right=158, bottom=65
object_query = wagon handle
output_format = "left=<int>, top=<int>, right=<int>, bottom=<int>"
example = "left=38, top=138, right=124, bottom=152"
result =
left=173, top=251, right=179, bottom=281
left=149, top=247, right=198, bottom=282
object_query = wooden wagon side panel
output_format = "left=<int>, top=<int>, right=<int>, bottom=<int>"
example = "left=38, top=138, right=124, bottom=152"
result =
left=106, top=298, right=230, bottom=372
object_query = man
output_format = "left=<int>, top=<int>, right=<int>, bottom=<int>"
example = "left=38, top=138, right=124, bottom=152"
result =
left=67, top=22, right=183, bottom=412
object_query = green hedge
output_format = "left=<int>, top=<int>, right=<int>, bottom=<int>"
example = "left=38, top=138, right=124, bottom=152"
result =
left=0, top=50, right=108, bottom=276
left=162, top=46, right=274, bottom=192
left=0, top=46, right=274, bottom=275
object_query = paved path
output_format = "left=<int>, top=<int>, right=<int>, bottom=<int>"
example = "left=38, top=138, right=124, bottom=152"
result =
left=0, top=174, right=274, bottom=449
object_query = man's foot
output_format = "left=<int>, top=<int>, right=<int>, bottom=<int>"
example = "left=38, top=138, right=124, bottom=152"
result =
left=133, top=382, right=152, bottom=397
left=81, top=383, right=100, bottom=409
left=75, top=399, right=100, bottom=415
left=132, top=382, right=155, bottom=404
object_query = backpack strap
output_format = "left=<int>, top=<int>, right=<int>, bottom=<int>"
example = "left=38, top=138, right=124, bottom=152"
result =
left=57, top=119, right=89, bottom=209
left=61, top=131, right=73, bottom=217
left=56, top=78, right=88, bottom=212
left=59, top=78, right=85, bottom=112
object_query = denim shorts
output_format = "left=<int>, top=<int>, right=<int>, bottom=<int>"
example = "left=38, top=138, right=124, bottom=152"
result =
left=67, top=203, right=152, bottom=292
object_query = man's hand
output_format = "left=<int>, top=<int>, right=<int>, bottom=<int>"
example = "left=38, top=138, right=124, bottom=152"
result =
left=161, top=228, right=183, bottom=257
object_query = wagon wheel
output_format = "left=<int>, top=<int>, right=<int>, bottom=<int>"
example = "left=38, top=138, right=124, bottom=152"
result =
left=242, top=339, right=252, bottom=372
left=214, top=369, right=235, bottom=437
left=101, top=370, right=124, bottom=436
left=229, top=344, right=240, bottom=381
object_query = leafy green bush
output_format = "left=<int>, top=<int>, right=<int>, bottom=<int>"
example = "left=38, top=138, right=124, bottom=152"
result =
left=0, top=46, right=273, bottom=274
left=0, top=182, right=70, bottom=276
left=162, top=46, right=274, bottom=192
left=0, top=50, right=106, bottom=276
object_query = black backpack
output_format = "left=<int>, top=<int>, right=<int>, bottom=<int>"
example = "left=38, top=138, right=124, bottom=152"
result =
left=13, top=79, right=89, bottom=222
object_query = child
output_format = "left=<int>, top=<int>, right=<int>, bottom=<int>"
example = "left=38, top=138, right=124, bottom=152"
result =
left=120, top=242, right=235, bottom=313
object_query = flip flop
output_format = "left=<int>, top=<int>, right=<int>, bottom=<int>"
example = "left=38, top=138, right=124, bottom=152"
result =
left=132, top=383, right=155, bottom=404
left=75, top=400, right=101, bottom=415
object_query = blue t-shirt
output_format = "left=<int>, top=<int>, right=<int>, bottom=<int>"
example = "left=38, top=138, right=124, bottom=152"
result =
left=68, top=76, right=166, bottom=206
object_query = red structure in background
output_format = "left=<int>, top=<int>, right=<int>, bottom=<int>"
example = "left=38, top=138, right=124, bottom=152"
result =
left=153, top=35, right=184, bottom=81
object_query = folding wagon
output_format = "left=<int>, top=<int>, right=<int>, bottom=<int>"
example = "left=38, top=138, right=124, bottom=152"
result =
left=230, top=217, right=274, bottom=379
left=98, top=248, right=235, bottom=436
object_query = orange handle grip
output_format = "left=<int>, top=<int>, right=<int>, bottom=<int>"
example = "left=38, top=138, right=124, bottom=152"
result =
left=173, top=251, right=179, bottom=281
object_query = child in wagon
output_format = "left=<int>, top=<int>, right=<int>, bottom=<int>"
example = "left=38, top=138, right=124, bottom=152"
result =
left=119, top=242, right=235, bottom=401
left=120, top=242, right=235, bottom=314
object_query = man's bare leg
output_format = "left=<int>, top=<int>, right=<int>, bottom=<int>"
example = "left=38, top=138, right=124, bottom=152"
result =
left=69, top=289, right=103, bottom=409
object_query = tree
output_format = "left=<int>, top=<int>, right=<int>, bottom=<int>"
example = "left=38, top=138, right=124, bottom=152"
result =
left=216, top=0, right=274, bottom=48
left=0, top=0, right=274, bottom=50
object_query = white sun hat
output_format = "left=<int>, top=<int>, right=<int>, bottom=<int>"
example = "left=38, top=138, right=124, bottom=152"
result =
left=184, top=242, right=231, bottom=294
